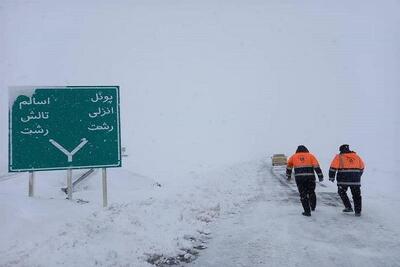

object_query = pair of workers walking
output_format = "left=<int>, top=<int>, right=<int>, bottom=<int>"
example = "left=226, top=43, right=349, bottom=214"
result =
left=286, top=144, right=365, bottom=217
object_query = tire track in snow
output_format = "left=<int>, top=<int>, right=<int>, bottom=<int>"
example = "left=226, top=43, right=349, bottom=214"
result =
left=191, top=161, right=400, bottom=267
left=268, top=164, right=341, bottom=207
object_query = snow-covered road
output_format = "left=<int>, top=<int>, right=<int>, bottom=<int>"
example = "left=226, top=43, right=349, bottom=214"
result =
left=192, top=163, right=400, bottom=267
left=1, top=160, right=399, bottom=266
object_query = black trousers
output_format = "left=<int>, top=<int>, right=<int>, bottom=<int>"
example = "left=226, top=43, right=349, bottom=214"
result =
left=295, top=177, right=316, bottom=213
left=338, top=185, right=362, bottom=213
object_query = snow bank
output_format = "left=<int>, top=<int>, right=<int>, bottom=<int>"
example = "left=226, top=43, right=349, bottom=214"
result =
left=0, top=161, right=264, bottom=266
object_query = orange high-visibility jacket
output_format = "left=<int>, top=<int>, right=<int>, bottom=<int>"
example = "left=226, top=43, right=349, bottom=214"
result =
left=286, top=152, right=323, bottom=179
left=329, top=152, right=365, bottom=185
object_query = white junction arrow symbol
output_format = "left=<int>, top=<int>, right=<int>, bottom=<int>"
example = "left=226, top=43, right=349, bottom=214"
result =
left=49, top=138, right=88, bottom=162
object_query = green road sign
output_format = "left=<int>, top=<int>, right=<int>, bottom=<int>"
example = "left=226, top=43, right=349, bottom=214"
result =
left=9, top=86, right=121, bottom=172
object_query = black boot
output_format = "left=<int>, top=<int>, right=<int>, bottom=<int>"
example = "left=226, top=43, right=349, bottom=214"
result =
left=338, top=186, right=352, bottom=211
left=301, top=198, right=311, bottom=213
left=301, top=198, right=311, bottom=216
left=342, top=207, right=353, bottom=212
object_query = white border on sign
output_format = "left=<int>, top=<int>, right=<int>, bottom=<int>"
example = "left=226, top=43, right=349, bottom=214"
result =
left=8, top=86, right=121, bottom=172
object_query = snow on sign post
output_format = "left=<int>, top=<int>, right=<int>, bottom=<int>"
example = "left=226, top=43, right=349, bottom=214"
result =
left=9, top=86, right=121, bottom=205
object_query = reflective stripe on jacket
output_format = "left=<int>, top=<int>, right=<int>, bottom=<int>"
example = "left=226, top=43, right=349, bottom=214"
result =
left=286, top=152, right=323, bottom=180
left=329, top=152, right=364, bottom=185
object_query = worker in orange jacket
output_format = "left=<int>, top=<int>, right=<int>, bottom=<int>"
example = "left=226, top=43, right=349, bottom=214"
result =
left=329, top=144, right=365, bottom=216
left=286, top=145, right=324, bottom=216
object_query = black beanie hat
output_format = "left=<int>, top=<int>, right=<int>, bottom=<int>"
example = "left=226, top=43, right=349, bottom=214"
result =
left=296, top=145, right=309, bottom=153
left=339, top=144, right=350, bottom=153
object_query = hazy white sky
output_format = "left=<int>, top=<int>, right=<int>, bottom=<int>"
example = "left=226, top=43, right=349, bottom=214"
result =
left=1, top=0, right=399, bottom=177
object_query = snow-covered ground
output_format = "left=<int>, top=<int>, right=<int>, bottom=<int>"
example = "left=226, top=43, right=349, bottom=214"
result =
left=1, top=0, right=400, bottom=266
left=194, top=163, right=400, bottom=267
left=1, top=159, right=399, bottom=266
left=0, top=161, right=261, bottom=266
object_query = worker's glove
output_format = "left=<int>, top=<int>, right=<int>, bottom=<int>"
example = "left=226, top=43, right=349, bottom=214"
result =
left=329, top=177, right=335, bottom=183
left=318, top=176, right=323, bottom=182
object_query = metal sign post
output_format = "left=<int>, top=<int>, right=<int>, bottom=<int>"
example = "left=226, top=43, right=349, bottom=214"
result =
left=102, top=168, right=108, bottom=207
left=28, top=171, right=34, bottom=197
left=67, top=169, right=72, bottom=200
